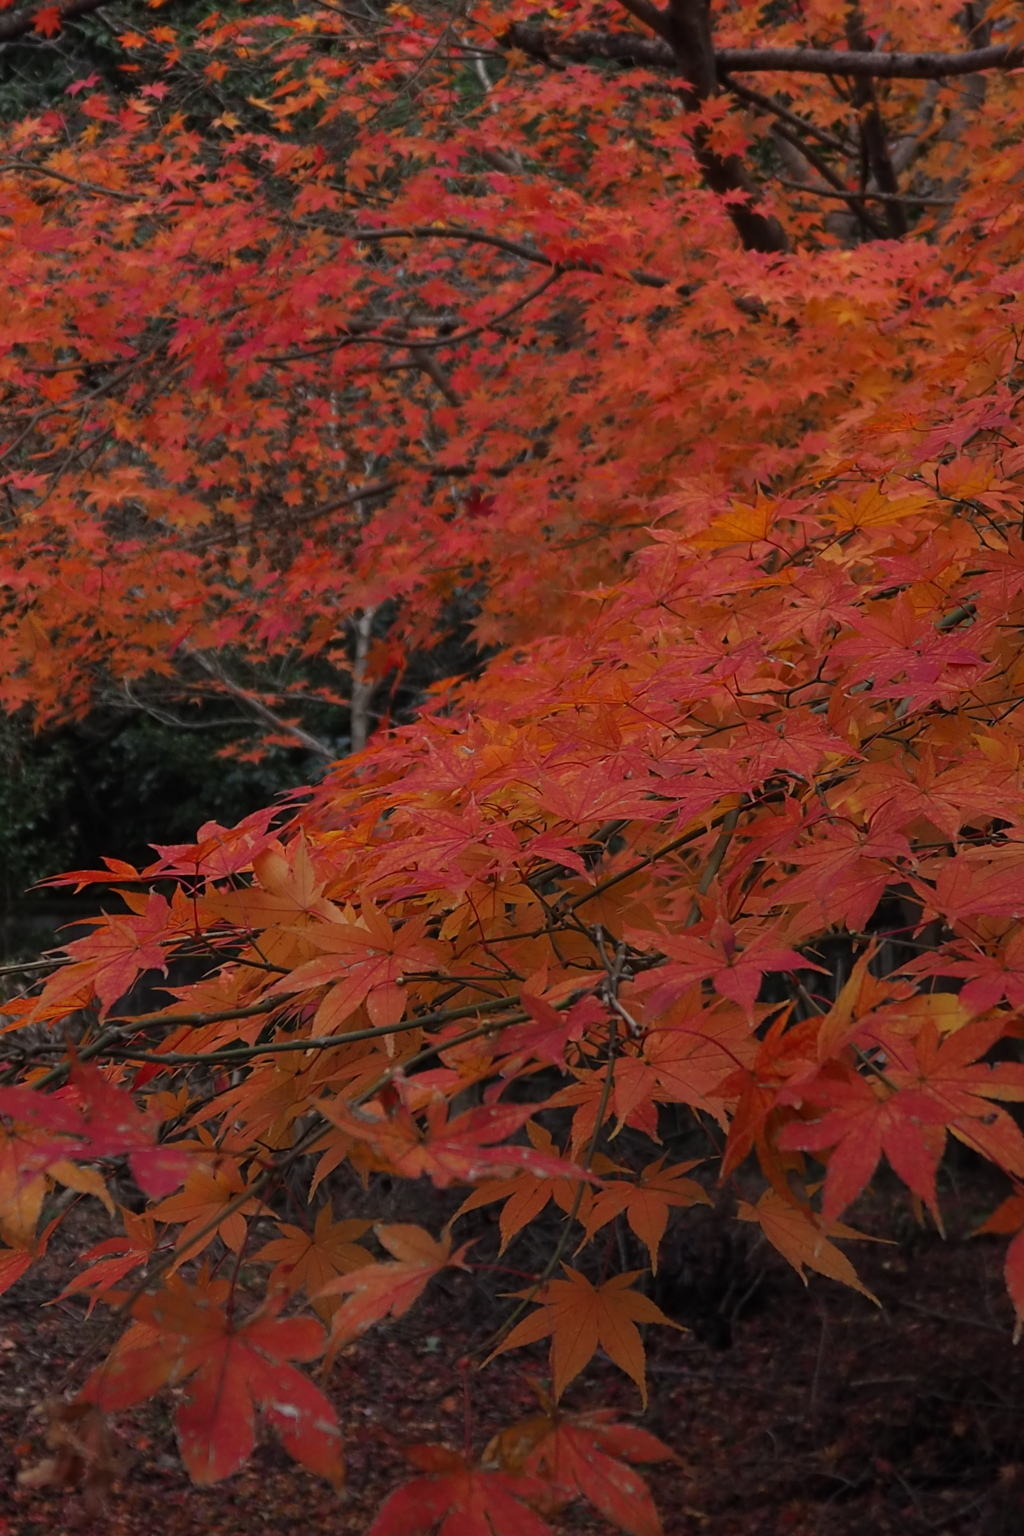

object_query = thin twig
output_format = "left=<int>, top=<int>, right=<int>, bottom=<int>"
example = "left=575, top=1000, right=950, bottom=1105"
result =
left=774, top=176, right=954, bottom=205
left=0, top=159, right=136, bottom=202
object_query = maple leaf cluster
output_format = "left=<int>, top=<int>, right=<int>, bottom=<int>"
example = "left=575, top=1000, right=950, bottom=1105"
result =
left=5, top=0, right=1024, bottom=1526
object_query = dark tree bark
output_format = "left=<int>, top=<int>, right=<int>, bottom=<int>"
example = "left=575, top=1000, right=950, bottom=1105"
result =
left=504, top=24, right=1024, bottom=80
left=616, top=0, right=790, bottom=254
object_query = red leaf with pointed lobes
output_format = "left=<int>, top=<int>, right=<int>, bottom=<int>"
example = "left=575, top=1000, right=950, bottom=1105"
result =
left=57, top=1208, right=157, bottom=1314
left=777, top=1073, right=950, bottom=1224
left=319, top=1095, right=598, bottom=1189
left=82, top=1280, right=342, bottom=1486
left=30, top=893, right=171, bottom=1019
left=496, top=992, right=593, bottom=1068
left=778, top=1015, right=1024, bottom=1221
left=368, top=1445, right=554, bottom=1536
left=0, top=1056, right=193, bottom=1199
left=487, top=1404, right=675, bottom=1536
left=635, top=917, right=819, bottom=1020
left=32, top=6, right=62, bottom=36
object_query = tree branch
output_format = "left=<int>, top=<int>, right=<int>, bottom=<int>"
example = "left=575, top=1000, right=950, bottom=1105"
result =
left=719, top=76, right=851, bottom=156
left=349, top=606, right=375, bottom=754
left=600, top=0, right=789, bottom=254
left=774, top=177, right=954, bottom=205
left=768, top=124, right=888, bottom=239
left=349, top=224, right=671, bottom=288
left=504, top=24, right=1024, bottom=79
left=845, top=6, right=906, bottom=238
left=187, top=478, right=398, bottom=552
left=185, top=649, right=336, bottom=761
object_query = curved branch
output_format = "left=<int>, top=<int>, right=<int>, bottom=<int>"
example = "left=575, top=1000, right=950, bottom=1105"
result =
left=349, top=224, right=671, bottom=288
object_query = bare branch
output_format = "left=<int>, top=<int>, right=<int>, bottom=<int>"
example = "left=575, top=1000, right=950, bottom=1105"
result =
left=349, top=607, right=375, bottom=754
left=769, top=125, right=888, bottom=238
left=844, top=7, right=906, bottom=238
left=415, top=352, right=461, bottom=404
left=185, top=649, right=336, bottom=761
left=187, top=478, right=398, bottom=552
left=0, top=160, right=136, bottom=202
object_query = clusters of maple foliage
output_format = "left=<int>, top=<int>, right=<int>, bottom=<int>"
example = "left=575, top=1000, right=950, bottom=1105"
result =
left=6, top=0, right=1024, bottom=1525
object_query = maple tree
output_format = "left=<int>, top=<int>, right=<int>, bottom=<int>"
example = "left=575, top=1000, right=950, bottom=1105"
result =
left=6, top=0, right=1024, bottom=1525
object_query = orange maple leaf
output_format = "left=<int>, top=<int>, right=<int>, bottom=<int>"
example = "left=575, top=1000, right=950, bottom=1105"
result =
left=578, top=1158, right=710, bottom=1273
left=149, top=1163, right=262, bottom=1261
left=270, top=898, right=440, bottom=1030
left=316, top=1223, right=470, bottom=1364
left=252, top=1202, right=373, bottom=1318
left=487, top=1268, right=677, bottom=1408
left=736, top=1189, right=878, bottom=1301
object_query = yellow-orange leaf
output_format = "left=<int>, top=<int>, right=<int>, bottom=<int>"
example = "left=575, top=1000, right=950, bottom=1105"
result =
left=736, top=1190, right=878, bottom=1302
left=316, top=1224, right=471, bottom=1365
left=487, top=1268, right=678, bottom=1408
left=252, top=1202, right=373, bottom=1319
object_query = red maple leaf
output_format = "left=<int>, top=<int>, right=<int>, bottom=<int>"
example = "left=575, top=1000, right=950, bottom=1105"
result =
left=33, top=892, right=171, bottom=1018
left=321, top=1095, right=592, bottom=1188
left=32, top=5, right=62, bottom=36
left=83, top=1280, right=342, bottom=1485
left=367, top=1445, right=553, bottom=1536
left=0, top=1056, right=192, bottom=1198
left=634, top=916, right=816, bottom=1018
left=778, top=1018, right=1024, bottom=1221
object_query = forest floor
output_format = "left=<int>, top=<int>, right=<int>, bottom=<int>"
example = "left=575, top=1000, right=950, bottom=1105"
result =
left=0, top=1164, right=1023, bottom=1536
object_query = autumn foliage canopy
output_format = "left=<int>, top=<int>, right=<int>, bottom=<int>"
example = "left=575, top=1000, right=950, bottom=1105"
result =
left=5, top=0, right=1024, bottom=1524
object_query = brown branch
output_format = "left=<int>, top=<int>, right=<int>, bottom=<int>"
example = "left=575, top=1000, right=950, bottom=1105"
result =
left=327, top=267, right=564, bottom=354
left=185, top=649, right=335, bottom=761
left=415, top=352, right=461, bottom=404
left=349, top=225, right=671, bottom=288
left=768, top=124, right=887, bottom=238
left=112, top=986, right=534, bottom=1039
left=0, top=160, right=136, bottom=202
left=774, top=176, right=954, bottom=205
left=187, top=478, right=398, bottom=552
left=107, top=1008, right=532, bottom=1067
left=503, top=24, right=1024, bottom=79
left=640, top=0, right=789, bottom=255
left=719, top=76, right=851, bottom=156
left=721, top=41, right=1023, bottom=78
left=845, top=7, right=906, bottom=239
left=615, top=0, right=667, bottom=38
